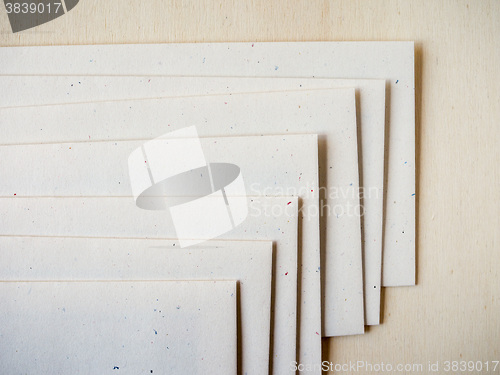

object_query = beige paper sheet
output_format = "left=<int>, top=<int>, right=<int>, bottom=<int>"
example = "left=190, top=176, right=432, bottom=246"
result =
left=0, top=280, right=237, bottom=375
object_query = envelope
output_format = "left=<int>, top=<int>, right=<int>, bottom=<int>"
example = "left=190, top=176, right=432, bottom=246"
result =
left=0, top=280, right=237, bottom=375
left=0, top=74, right=385, bottom=326
left=0, top=41, right=415, bottom=288
left=0, top=238, right=271, bottom=375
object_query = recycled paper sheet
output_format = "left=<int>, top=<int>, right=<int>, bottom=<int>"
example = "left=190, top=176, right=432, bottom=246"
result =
left=0, top=132, right=341, bottom=367
left=0, top=75, right=385, bottom=326
left=0, top=41, right=415, bottom=288
left=0, top=93, right=362, bottom=364
left=0, top=280, right=237, bottom=375
left=0, top=238, right=271, bottom=375
left=0, top=196, right=298, bottom=375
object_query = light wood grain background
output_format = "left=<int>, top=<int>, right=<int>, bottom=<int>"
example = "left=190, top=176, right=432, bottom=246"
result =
left=1, top=1, right=499, bottom=374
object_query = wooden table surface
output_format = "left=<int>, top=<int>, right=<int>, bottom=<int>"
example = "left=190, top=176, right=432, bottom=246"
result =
left=1, top=1, right=499, bottom=373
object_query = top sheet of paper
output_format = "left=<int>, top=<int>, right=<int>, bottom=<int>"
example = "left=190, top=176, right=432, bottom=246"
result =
left=0, top=41, right=415, bottom=287
left=0, top=280, right=237, bottom=375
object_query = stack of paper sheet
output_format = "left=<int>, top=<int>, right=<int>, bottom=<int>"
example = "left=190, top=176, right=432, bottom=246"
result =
left=0, top=41, right=415, bottom=375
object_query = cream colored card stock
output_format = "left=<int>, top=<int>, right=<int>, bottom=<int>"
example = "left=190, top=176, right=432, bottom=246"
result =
left=0, top=41, right=415, bottom=288
left=0, top=93, right=363, bottom=375
left=0, top=90, right=363, bottom=343
left=0, top=133, right=328, bottom=365
left=0, top=196, right=298, bottom=375
left=0, top=75, right=385, bottom=326
left=0, top=280, right=237, bottom=375
left=0, top=239, right=271, bottom=375
left=0, top=133, right=333, bottom=372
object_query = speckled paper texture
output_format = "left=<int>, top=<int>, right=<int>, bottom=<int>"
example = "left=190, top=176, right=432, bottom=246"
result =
left=0, top=91, right=363, bottom=346
left=0, top=75, right=385, bottom=327
left=0, top=197, right=299, bottom=375
left=0, top=239, right=271, bottom=375
left=0, top=42, right=415, bottom=292
left=0, top=280, right=237, bottom=375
